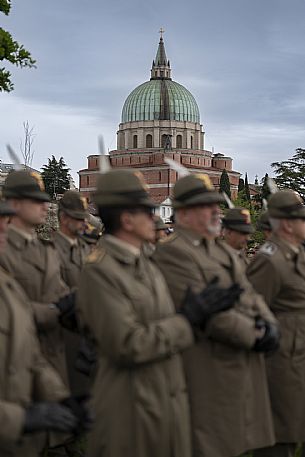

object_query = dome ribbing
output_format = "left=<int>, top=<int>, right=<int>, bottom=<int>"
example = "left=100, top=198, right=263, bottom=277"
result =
left=121, top=80, right=200, bottom=123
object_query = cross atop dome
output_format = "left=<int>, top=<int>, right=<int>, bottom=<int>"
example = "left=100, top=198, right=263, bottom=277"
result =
left=151, top=31, right=171, bottom=80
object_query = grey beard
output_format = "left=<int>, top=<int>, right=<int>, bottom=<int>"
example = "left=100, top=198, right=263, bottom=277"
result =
left=207, top=221, right=221, bottom=237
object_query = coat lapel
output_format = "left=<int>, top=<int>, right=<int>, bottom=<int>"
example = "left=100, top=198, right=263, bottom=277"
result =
left=8, top=228, right=45, bottom=272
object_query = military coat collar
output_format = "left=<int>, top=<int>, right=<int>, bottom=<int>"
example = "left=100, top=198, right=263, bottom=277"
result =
left=269, top=234, right=305, bottom=280
left=175, top=226, right=210, bottom=248
left=8, top=225, right=36, bottom=249
left=101, top=236, right=140, bottom=265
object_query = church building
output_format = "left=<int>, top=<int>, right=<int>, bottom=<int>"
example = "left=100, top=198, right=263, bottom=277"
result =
left=78, top=33, right=240, bottom=212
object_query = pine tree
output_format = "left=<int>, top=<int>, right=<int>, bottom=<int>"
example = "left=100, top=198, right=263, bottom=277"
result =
left=41, top=156, right=71, bottom=199
left=219, top=169, right=231, bottom=198
left=244, top=173, right=251, bottom=201
left=271, top=148, right=305, bottom=198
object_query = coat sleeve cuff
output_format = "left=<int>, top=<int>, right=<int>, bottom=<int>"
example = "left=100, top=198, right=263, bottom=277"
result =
left=0, top=402, right=25, bottom=447
left=31, top=302, right=60, bottom=330
left=159, top=314, right=194, bottom=354
left=205, top=310, right=256, bottom=350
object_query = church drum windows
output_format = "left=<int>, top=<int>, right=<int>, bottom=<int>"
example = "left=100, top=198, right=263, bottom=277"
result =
left=133, top=135, right=138, bottom=149
left=161, top=134, right=167, bottom=148
left=146, top=134, right=153, bottom=148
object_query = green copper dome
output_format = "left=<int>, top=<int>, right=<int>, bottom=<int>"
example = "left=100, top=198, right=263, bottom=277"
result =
left=121, top=80, right=200, bottom=124
left=121, top=36, right=200, bottom=124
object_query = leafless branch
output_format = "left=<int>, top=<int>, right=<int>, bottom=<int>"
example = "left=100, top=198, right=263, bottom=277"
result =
left=20, top=121, right=35, bottom=167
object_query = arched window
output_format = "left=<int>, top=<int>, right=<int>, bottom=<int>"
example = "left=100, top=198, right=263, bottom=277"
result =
left=190, top=136, right=193, bottom=149
left=146, top=134, right=153, bottom=148
left=133, top=135, right=138, bottom=149
left=176, top=134, right=182, bottom=149
left=161, top=134, right=168, bottom=148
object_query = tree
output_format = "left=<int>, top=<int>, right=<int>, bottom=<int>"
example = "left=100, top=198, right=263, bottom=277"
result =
left=219, top=169, right=231, bottom=198
left=0, top=0, right=36, bottom=92
left=271, top=148, right=305, bottom=198
left=238, top=178, right=244, bottom=193
left=244, top=173, right=251, bottom=201
left=20, top=121, right=35, bottom=167
left=41, top=156, right=71, bottom=199
left=261, top=173, right=270, bottom=201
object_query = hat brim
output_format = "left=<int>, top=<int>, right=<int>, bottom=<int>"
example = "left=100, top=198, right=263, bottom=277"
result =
left=173, top=191, right=225, bottom=209
left=19, top=191, right=51, bottom=202
left=223, top=223, right=254, bottom=234
left=269, top=207, right=305, bottom=219
left=94, top=195, right=157, bottom=208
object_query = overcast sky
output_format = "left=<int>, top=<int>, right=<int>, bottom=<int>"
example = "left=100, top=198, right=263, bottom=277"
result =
left=1, top=0, right=305, bottom=185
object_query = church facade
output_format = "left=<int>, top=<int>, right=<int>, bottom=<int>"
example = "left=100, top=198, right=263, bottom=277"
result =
left=78, top=34, right=240, bottom=206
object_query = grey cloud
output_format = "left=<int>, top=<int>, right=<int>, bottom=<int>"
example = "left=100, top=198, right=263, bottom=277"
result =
left=1, top=0, right=305, bottom=184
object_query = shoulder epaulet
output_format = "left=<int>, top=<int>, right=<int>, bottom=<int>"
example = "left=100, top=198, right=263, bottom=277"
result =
left=259, top=241, right=277, bottom=256
left=159, top=232, right=177, bottom=244
left=85, top=246, right=106, bottom=264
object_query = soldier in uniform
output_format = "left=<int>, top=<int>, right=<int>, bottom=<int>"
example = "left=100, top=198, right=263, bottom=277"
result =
left=52, top=190, right=93, bottom=457
left=153, top=173, right=279, bottom=457
left=222, top=207, right=254, bottom=269
left=0, top=170, right=80, bottom=454
left=76, top=169, right=239, bottom=457
left=247, top=190, right=305, bottom=457
left=53, top=190, right=92, bottom=388
left=53, top=190, right=90, bottom=289
left=0, top=199, right=80, bottom=457
left=257, top=210, right=272, bottom=240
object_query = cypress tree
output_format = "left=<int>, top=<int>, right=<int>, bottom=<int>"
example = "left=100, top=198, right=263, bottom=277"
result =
left=238, top=178, right=245, bottom=193
left=219, top=169, right=231, bottom=198
left=244, top=173, right=251, bottom=201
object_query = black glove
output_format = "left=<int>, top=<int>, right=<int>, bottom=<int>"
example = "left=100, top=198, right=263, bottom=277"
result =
left=55, top=292, right=75, bottom=314
left=253, top=317, right=280, bottom=354
left=23, top=402, right=77, bottom=434
left=179, top=278, right=243, bottom=328
left=56, top=292, right=79, bottom=332
left=75, top=338, right=97, bottom=376
left=62, top=395, right=94, bottom=433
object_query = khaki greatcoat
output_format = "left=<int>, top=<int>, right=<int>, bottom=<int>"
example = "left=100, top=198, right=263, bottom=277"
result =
left=0, top=226, right=69, bottom=385
left=77, top=236, right=194, bottom=457
left=153, top=227, right=276, bottom=457
left=52, top=231, right=91, bottom=395
left=0, top=266, right=68, bottom=457
left=247, top=234, right=305, bottom=442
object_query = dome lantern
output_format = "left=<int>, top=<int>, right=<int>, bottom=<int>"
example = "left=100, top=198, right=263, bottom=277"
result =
left=150, top=29, right=171, bottom=80
left=121, top=33, right=200, bottom=124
